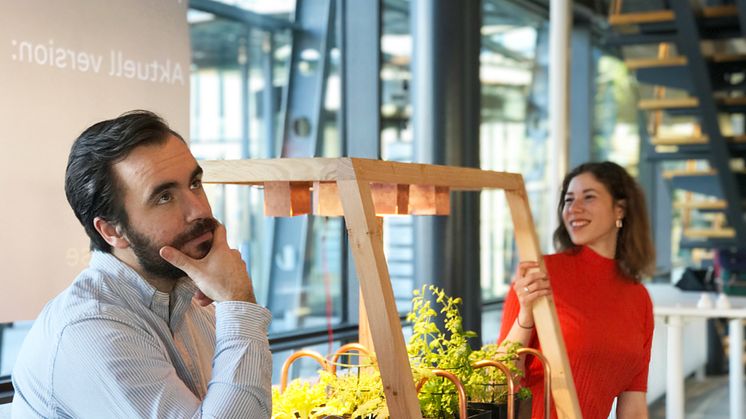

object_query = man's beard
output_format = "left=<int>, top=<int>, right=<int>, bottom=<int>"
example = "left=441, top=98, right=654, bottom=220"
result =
left=124, top=217, right=218, bottom=281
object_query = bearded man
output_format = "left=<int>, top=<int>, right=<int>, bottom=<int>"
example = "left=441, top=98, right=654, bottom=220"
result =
left=11, top=110, right=271, bottom=418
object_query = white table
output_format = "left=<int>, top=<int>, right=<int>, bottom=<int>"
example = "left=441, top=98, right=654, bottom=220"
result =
left=649, top=284, right=746, bottom=419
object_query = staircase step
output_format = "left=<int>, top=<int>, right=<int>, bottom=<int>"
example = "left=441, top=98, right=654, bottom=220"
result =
left=680, top=237, right=737, bottom=249
left=651, top=135, right=746, bottom=146
left=629, top=54, right=746, bottom=92
left=609, top=5, right=737, bottom=26
left=701, top=4, right=738, bottom=19
left=683, top=227, right=736, bottom=239
left=609, top=10, right=674, bottom=26
left=626, top=53, right=746, bottom=69
left=625, top=56, right=687, bottom=70
left=664, top=170, right=746, bottom=198
left=673, top=200, right=727, bottom=210
left=639, top=97, right=698, bottom=110
left=639, top=97, right=746, bottom=114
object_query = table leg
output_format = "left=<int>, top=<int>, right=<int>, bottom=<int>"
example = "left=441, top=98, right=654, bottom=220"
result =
left=729, top=318, right=744, bottom=419
left=666, top=315, right=684, bottom=419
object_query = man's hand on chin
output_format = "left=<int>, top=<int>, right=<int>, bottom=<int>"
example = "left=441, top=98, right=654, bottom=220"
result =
left=160, top=223, right=256, bottom=304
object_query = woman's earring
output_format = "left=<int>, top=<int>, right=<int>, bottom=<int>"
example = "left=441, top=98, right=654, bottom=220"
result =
left=616, top=218, right=623, bottom=228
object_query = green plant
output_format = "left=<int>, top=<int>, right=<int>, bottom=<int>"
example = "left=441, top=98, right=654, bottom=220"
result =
left=406, top=285, right=531, bottom=417
left=314, top=369, right=388, bottom=418
left=407, top=285, right=477, bottom=417
left=466, top=342, right=531, bottom=404
left=271, top=378, right=328, bottom=419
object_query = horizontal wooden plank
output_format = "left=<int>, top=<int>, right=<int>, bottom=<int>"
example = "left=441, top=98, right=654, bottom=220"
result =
left=609, top=5, right=735, bottom=26
left=201, top=158, right=343, bottom=184
left=639, top=97, right=699, bottom=110
left=673, top=200, right=727, bottom=210
left=710, top=53, right=746, bottom=63
left=662, top=168, right=716, bottom=179
left=343, top=158, right=525, bottom=191
left=651, top=134, right=746, bottom=145
left=625, top=56, right=687, bottom=70
left=701, top=4, right=737, bottom=18
left=684, top=227, right=736, bottom=238
left=719, top=96, right=746, bottom=106
left=609, top=10, right=673, bottom=26
left=202, top=158, right=525, bottom=191
left=651, top=135, right=707, bottom=145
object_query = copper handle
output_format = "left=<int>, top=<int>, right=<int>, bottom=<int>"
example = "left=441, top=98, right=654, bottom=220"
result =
left=279, top=349, right=328, bottom=392
left=517, top=347, right=551, bottom=419
left=415, top=369, right=468, bottom=419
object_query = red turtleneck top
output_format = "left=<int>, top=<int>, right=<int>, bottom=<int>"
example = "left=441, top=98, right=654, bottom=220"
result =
left=498, top=246, right=653, bottom=419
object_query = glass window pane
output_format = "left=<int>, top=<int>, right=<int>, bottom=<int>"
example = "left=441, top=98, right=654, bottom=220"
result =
left=480, top=1, right=548, bottom=301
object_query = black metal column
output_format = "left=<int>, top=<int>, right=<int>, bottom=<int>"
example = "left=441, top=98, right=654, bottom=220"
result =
left=339, top=0, right=381, bottom=328
left=267, top=0, right=335, bottom=327
left=411, top=0, right=482, bottom=345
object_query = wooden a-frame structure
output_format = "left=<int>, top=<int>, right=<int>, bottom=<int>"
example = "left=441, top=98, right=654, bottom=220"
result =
left=201, top=157, right=582, bottom=419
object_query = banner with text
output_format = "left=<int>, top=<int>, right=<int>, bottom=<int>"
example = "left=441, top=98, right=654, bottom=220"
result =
left=0, top=1, right=190, bottom=322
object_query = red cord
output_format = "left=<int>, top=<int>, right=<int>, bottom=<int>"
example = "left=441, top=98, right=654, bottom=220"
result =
left=321, top=218, right=334, bottom=354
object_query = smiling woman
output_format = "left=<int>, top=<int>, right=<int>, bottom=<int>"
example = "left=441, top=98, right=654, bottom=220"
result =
left=498, top=161, right=655, bottom=419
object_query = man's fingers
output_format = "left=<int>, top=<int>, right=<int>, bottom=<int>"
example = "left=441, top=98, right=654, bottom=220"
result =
left=207, top=223, right=228, bottom=253
left=193, top=290, right=214, bottom=306
left=160, top=245, right=196, bottom=272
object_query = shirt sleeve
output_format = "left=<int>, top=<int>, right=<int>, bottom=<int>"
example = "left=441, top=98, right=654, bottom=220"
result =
left=625, top=289, right=654, bottom=392
left=52, top=302, right=272, bottom=419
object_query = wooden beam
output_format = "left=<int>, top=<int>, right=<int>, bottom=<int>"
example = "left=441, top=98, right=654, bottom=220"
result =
left=358, top=217, right=385, bottom=354
left=202, top=157, right=525, bottom=191
left=624, top=56, right=687, bottom=70
left=684, top=227, right=736, bottom=238
left=702, top=4, right=738, bottom=18
left=504, top=185, right=582, bottom=419
left=608, top=5, right=735, bottom=26
left=710, top=53, right=746, bottom=63
left=337, top=178, right=423, bottom=418
left=263, top=181, right=311, bottom=217
left=638, top=97, right=699, bottom=110
left=609, top=10, right=674, bottom=26
left=720, top=96, right=746, bottom=106
left=674, top=200, right=727, bottom=210
left=662, top=168, right=717, bottom=179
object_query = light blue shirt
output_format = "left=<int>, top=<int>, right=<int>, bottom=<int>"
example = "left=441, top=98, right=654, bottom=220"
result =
left=11, top=251, right=272, bottom=418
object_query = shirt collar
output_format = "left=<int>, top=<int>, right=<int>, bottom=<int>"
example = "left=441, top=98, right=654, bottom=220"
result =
left=89, top=251, right=199, bottom=325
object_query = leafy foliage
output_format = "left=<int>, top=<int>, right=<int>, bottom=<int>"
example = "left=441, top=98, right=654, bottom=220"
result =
left=407, top=285, right=478, bottom=417
left=274, top=285, right=532, bottom=418
left=466, top=342, right=531, bottom=404
left=271, top=378, right=327, bottom=419
left=314, top=369, right=388, bottom=418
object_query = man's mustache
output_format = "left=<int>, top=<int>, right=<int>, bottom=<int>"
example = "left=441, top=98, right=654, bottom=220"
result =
left=170, top=218, right=218, bottom=249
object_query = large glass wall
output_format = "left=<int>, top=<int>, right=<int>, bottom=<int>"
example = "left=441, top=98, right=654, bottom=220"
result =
left=479, top=2, right=548, bottom=308
left=188, top=0, right=354, bottom=383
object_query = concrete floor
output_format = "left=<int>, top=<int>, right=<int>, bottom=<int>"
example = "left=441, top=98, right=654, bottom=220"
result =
left=649, top=375, right=745, bottom=419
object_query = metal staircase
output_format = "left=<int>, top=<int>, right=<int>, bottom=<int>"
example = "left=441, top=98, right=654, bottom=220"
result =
left=608, top=0, right=746, bottom=251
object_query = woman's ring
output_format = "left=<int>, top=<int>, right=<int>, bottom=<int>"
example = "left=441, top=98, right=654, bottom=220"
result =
left=524, top=286, right=530, bottom=293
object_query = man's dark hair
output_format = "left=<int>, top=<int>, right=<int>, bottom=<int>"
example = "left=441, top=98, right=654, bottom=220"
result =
left=65, top=110, right=184, bottom=252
